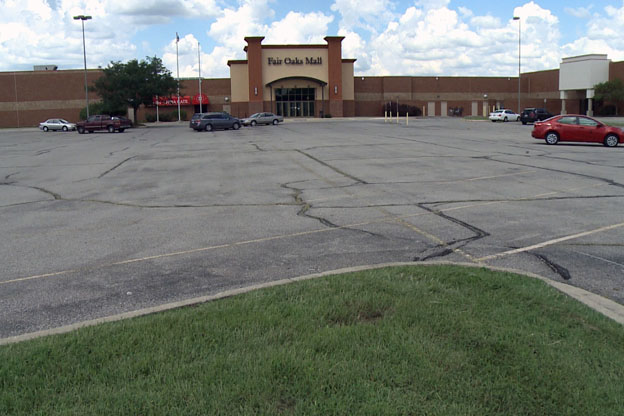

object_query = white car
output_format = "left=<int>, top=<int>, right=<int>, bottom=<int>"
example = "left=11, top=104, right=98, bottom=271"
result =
left=39, top=118, right=76, bottom=132
left=489, top=109, right=520, bottom=122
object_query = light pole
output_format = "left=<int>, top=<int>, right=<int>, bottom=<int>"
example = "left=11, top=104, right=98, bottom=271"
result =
left=513, top=16, right=521, bottom=114
left=198, top=42, right=203, bottom=113
left=176, top=32, right=181, bottom=122
left=73, top=15, right=92, bottom=118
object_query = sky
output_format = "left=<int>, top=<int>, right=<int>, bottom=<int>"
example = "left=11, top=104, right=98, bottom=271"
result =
left=2, top=0, right=624, bottom=79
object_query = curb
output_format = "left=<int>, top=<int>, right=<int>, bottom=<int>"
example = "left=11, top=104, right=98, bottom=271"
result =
left=1, top=262, right=622, bottom=345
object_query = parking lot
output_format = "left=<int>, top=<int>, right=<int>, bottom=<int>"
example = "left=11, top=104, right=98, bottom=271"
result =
left=1, top=118, right=623, bottom=339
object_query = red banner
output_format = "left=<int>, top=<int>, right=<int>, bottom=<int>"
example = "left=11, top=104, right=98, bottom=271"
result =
left=153, top=96, right=192, bottom=106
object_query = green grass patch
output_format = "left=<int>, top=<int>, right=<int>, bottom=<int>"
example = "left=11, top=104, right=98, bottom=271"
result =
left=1, top=265, right=623, bottom=415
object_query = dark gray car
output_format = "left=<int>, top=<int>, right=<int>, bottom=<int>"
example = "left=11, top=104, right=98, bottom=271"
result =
left=190, top=112, right=241, bottom=131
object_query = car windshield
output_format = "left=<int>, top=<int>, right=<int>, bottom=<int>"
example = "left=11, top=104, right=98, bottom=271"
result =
left=249, top=113, right=261, bottom=118
left=59, top=119, right=69, bottom=123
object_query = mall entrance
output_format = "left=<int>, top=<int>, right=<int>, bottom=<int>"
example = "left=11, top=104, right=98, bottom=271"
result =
left=274, top=88, right=316, bottom=117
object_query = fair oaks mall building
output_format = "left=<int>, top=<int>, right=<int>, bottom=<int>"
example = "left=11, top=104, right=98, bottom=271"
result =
left=227, top=36, right=355, bottom=118
left=1, top=35, right=623, bottom=128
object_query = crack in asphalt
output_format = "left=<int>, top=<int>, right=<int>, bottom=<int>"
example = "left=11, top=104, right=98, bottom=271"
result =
left=482, top=156, right=624, bottom=189
left=98, top=156, right=138, bottom=178
left=280, top=181, right=386, bottom=238
left=534, top=253, right=572, bottom=280
left=411, top=202, right=490, bottom=262
left=294, top=149, right=368, bottom=185
left=250, top=143, right=266, bottom=152
left=109, top=146, right=130, bottom=156
left=4, top=172, right=19, bottom=180
left=0, top=182, right=300, bottom=209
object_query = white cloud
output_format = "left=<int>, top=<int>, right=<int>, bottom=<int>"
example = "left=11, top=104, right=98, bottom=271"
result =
left=198, top=0, right=333, bottom=77
left=3, top=0, right=624, bottom=79
left=339, top=29, right=370, bottom=72
left=330, top=0, right=394, bottom=32
left=564, top=6, right=593, bottom=19
left=265, top=12, right=333, bottom=44
left=561, top=3, right=624, bottom=60
left=362, top=1, right=561, bottom=76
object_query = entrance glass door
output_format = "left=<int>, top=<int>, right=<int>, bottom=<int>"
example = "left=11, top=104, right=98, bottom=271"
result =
left=275, top=88, right=315, bottom=117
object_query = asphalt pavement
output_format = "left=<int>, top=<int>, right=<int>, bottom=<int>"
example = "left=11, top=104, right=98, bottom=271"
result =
left=1, top=118, right=623, bottom=341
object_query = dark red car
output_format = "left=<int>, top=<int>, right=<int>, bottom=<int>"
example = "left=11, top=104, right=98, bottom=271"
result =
left=532, top=115, right=623, bottom=147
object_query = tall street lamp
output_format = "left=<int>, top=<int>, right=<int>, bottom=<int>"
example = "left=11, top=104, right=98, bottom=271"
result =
left=198, top=42, right=203, bottom=113
left=513, top=16, right=521, bottom=114
left=73, top=15, right=92, bottom=118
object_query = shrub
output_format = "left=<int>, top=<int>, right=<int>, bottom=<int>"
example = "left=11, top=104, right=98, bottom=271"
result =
left=382, top=102, right=422, bottom=117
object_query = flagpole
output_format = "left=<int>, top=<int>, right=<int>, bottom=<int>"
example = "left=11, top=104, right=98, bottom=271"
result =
left=176, top=32, right=181, bottom=122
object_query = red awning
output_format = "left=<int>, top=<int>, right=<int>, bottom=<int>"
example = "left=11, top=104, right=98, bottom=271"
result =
left=192, top=93, right=209, bottom=105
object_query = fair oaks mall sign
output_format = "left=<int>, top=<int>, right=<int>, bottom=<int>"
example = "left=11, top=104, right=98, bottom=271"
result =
left=267, top=57, right=323, bottom=65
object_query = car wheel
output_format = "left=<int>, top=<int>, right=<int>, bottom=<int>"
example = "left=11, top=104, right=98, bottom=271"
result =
left=272, top=119, right=278, bottom=125
left=107, top=125, right=115, bottom=133
left=604, top=134, right=619, bottom=147
left=491, top=120, right=496, bottom=123
left=522, top=121, right=527, bottom=125
left=251, top=120, right=257, bottom=126
left=118, top=128, right=125, bottom=133
left=504, top=117, right=508, bottom=122
left=233, top=122, right=240, bottom=130
left=77, top=126, right=84, bottom=134
left=204, top=124, right=213, bottom=132
left=545, top=132, right=559, bottom=145
left=62, top=126, right=68, bottom=131
left=43, top=126, right=49, bottom=132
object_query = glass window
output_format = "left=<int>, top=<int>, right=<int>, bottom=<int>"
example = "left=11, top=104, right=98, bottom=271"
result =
left=578, top=117, right=598, bottom=126
left=558, top=116, right=578, bottom=125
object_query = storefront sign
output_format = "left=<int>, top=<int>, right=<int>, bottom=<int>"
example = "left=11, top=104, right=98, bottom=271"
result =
left=267, top=57, right=323, bottom=65
left=153, top=96, right=192, bottom=106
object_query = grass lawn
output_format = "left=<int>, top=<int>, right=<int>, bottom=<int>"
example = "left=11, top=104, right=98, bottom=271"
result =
left=1, top=265, right=623, bottom=415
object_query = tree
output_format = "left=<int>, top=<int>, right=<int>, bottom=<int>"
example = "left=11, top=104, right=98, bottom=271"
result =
left=593, top=79, right=624, bottom=116
left=93, top=56, right=177, bottom=122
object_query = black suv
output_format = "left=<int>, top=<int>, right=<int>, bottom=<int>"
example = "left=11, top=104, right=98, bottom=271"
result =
left=190, top=112, right=241, bottom=131
left=520, top=108, right=553, bottom=125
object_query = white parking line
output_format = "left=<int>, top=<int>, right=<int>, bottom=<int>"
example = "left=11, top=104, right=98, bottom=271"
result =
left=573, top=250, right=624, bottom=269
left=477, top=222, right=624, bottom=262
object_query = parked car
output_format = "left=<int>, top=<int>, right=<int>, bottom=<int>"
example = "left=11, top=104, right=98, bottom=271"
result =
left=76, top=114, right=132, bottom=134
left=532, top=115, right=623, bottom=147
left=241, top=112, right=284, bottom=126
left=520, top=108, right=553, bottom=125
left=39, top=118, right=76, bottom=132
left=190, top=112, right=241, bottom=131
left=189, top=112, right=204, bottom=128
left=488, top=109, right=520, bottom=122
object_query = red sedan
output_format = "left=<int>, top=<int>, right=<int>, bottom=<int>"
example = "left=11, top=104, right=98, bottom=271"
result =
left=531, top=115, right=623, bottom=147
